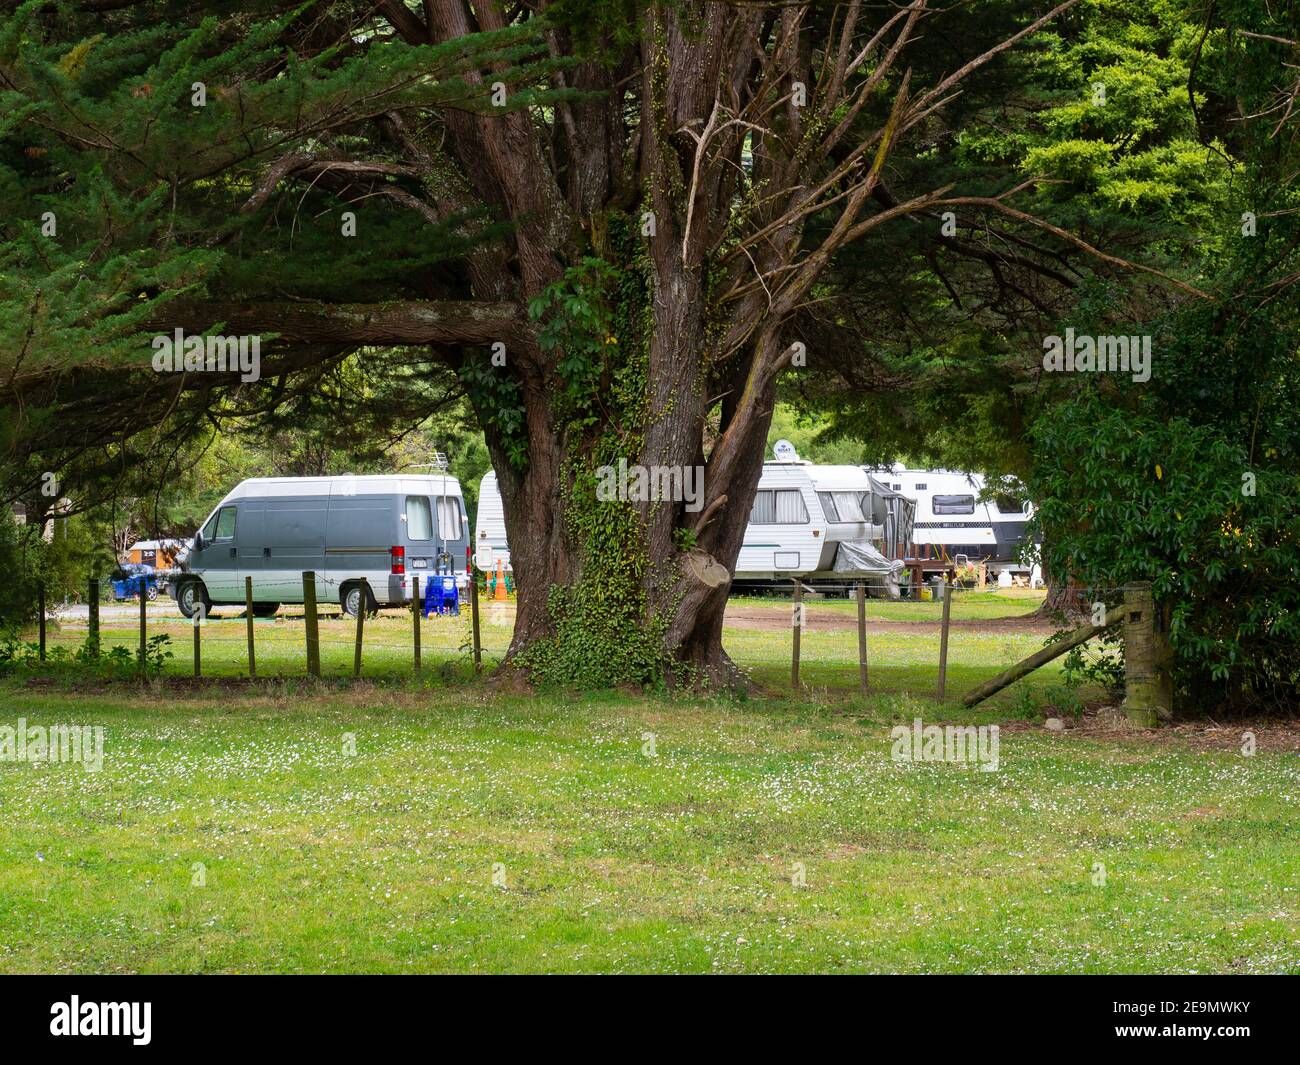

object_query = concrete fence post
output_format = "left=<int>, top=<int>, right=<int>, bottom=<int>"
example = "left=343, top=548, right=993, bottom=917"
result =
left=1122, top=582, right=1174, bottom=726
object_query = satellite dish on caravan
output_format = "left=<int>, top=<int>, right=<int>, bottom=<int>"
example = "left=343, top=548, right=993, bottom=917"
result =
left=772, top=439, right=799, bottom=463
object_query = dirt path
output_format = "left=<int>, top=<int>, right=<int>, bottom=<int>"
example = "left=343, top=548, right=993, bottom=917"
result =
left=722, top=604, right=1054, bottom=634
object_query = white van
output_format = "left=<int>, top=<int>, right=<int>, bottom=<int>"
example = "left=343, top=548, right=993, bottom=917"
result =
left=173, top=475, right=470, bottom=617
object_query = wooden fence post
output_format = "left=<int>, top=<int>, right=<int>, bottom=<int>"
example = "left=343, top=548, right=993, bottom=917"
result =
left=353, top=578, right=366, bottom=678
left=937, top=576, right=953, bottom=701
left=302, top=572, right=320, bottom=678
left=193, top=603, right=202, bottom=678
left=856, top=581, right=868, bottom=694
left=245, top=575, right=256, bottom=678
left=470, top=571, right=482, bottom=674
left=138, top=581, right=147, bottom=675
left=87, top=577, right=99, bottom=658
left=791, top=579, right=802, bottom=689
left=37, top=580, right=46, bottom=662
left=1122, top=581, right=1174, bottom=726
left=412, top=574, right=421, bottom=674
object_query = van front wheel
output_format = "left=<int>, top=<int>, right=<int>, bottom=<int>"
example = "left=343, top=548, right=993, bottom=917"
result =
left=341, top=584, right=376, bottom=618
left=176, top=579, right=210, bottom=620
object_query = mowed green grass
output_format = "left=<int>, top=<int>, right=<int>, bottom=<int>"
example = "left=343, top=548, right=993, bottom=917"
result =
left=0, top=684, right=1296, bottom=974
left=7, top=592, right=1294, bottom=973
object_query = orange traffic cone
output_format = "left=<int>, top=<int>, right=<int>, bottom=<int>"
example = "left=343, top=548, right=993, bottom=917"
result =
left=494, top=559, right=508, bottom=601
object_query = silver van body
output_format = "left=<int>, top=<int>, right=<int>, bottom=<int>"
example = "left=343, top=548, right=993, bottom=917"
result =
left=175, top=475, right=469, bottom=614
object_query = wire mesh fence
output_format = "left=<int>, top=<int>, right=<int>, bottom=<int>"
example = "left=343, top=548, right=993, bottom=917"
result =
left=13, top=573, right=1098, bottom=705
left=17, top=574, right=514, bottom=681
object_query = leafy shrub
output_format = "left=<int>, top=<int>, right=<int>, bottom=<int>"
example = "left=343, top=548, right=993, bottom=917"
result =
left=1029, top=396, right=1300, bottom=714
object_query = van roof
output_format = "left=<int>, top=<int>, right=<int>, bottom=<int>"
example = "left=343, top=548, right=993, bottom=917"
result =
left=228, top=475, right=463, bottom=499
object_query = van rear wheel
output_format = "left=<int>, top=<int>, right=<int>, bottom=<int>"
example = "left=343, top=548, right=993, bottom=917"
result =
left=251, top=603, right=279, bottom=618
left=341, top=584, right=376, bottom=618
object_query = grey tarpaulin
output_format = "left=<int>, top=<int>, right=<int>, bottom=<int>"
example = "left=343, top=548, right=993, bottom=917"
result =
left=832, top=540, right=906, bottom=597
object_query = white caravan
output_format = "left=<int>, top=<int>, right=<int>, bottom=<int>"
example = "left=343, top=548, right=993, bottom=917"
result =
left=870, top=465, right=1033, bottom=574
left=474, top=444, right=905, bottom=590
left=473, top=470, right=511, bottom=571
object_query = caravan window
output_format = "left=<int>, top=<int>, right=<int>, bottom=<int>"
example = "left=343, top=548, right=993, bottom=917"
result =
left=817, top=492, right=868, bottom=523
left=933, top=494, right=975, bottom=515
left=406, top=496, right=433, bottom=540
left=994, top=495, right=1026, bottom=515
left=437, top=497, right=462, bottom=540
left=749, top=489, right=809, bottom=524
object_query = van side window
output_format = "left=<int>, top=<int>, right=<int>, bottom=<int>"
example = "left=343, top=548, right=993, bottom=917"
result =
left=406, top=496, right=433, bottom=540
left=437, top=497, right=462, bottom=540
left=933, top=494, right=976, bottom=515
left=750, top=489, right=809, bottom=524
left=214, top=506, right=237, bottom=540
left=202, top=512, right=219, bottom=541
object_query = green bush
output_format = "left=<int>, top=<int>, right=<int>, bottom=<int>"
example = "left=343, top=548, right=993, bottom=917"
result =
left=1029, top=397, right=1300, bottom=714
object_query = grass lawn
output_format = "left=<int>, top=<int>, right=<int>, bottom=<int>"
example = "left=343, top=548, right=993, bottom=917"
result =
left=1, top=681, right=1297, bottom=974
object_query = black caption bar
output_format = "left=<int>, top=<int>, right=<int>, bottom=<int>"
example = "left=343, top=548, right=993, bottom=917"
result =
left=2, top=974, right=1293, bottom=1054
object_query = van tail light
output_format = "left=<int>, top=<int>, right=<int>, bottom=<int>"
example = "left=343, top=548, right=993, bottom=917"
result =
left=390, top=546, right=405, bottom=575
left=466, top=545, right=471, bottom=573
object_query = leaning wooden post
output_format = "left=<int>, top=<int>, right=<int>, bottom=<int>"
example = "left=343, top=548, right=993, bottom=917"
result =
left=87, top=577, right=99, bottom=658
left=138, top=581, right=147, bottom=675
left=1122, top=581, right=1174, bottom=726
left=856, top=581, right=868, bottom=694
left=963, top=611, right=1117, bottom=707
left=245, top=575, right=256, bottom=678
left=791, top=579, right=802, bottom=689
left=37, top=580, right=46, bottom=662
left=470, top=571, right=482, bottom=674
left=302, top=572, right=320, bottom=678
left=411, top=574, right=422, bottom=674
left=937, top=576, right=953, bottom=701
left=353, top=578, right=366, bottom=678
